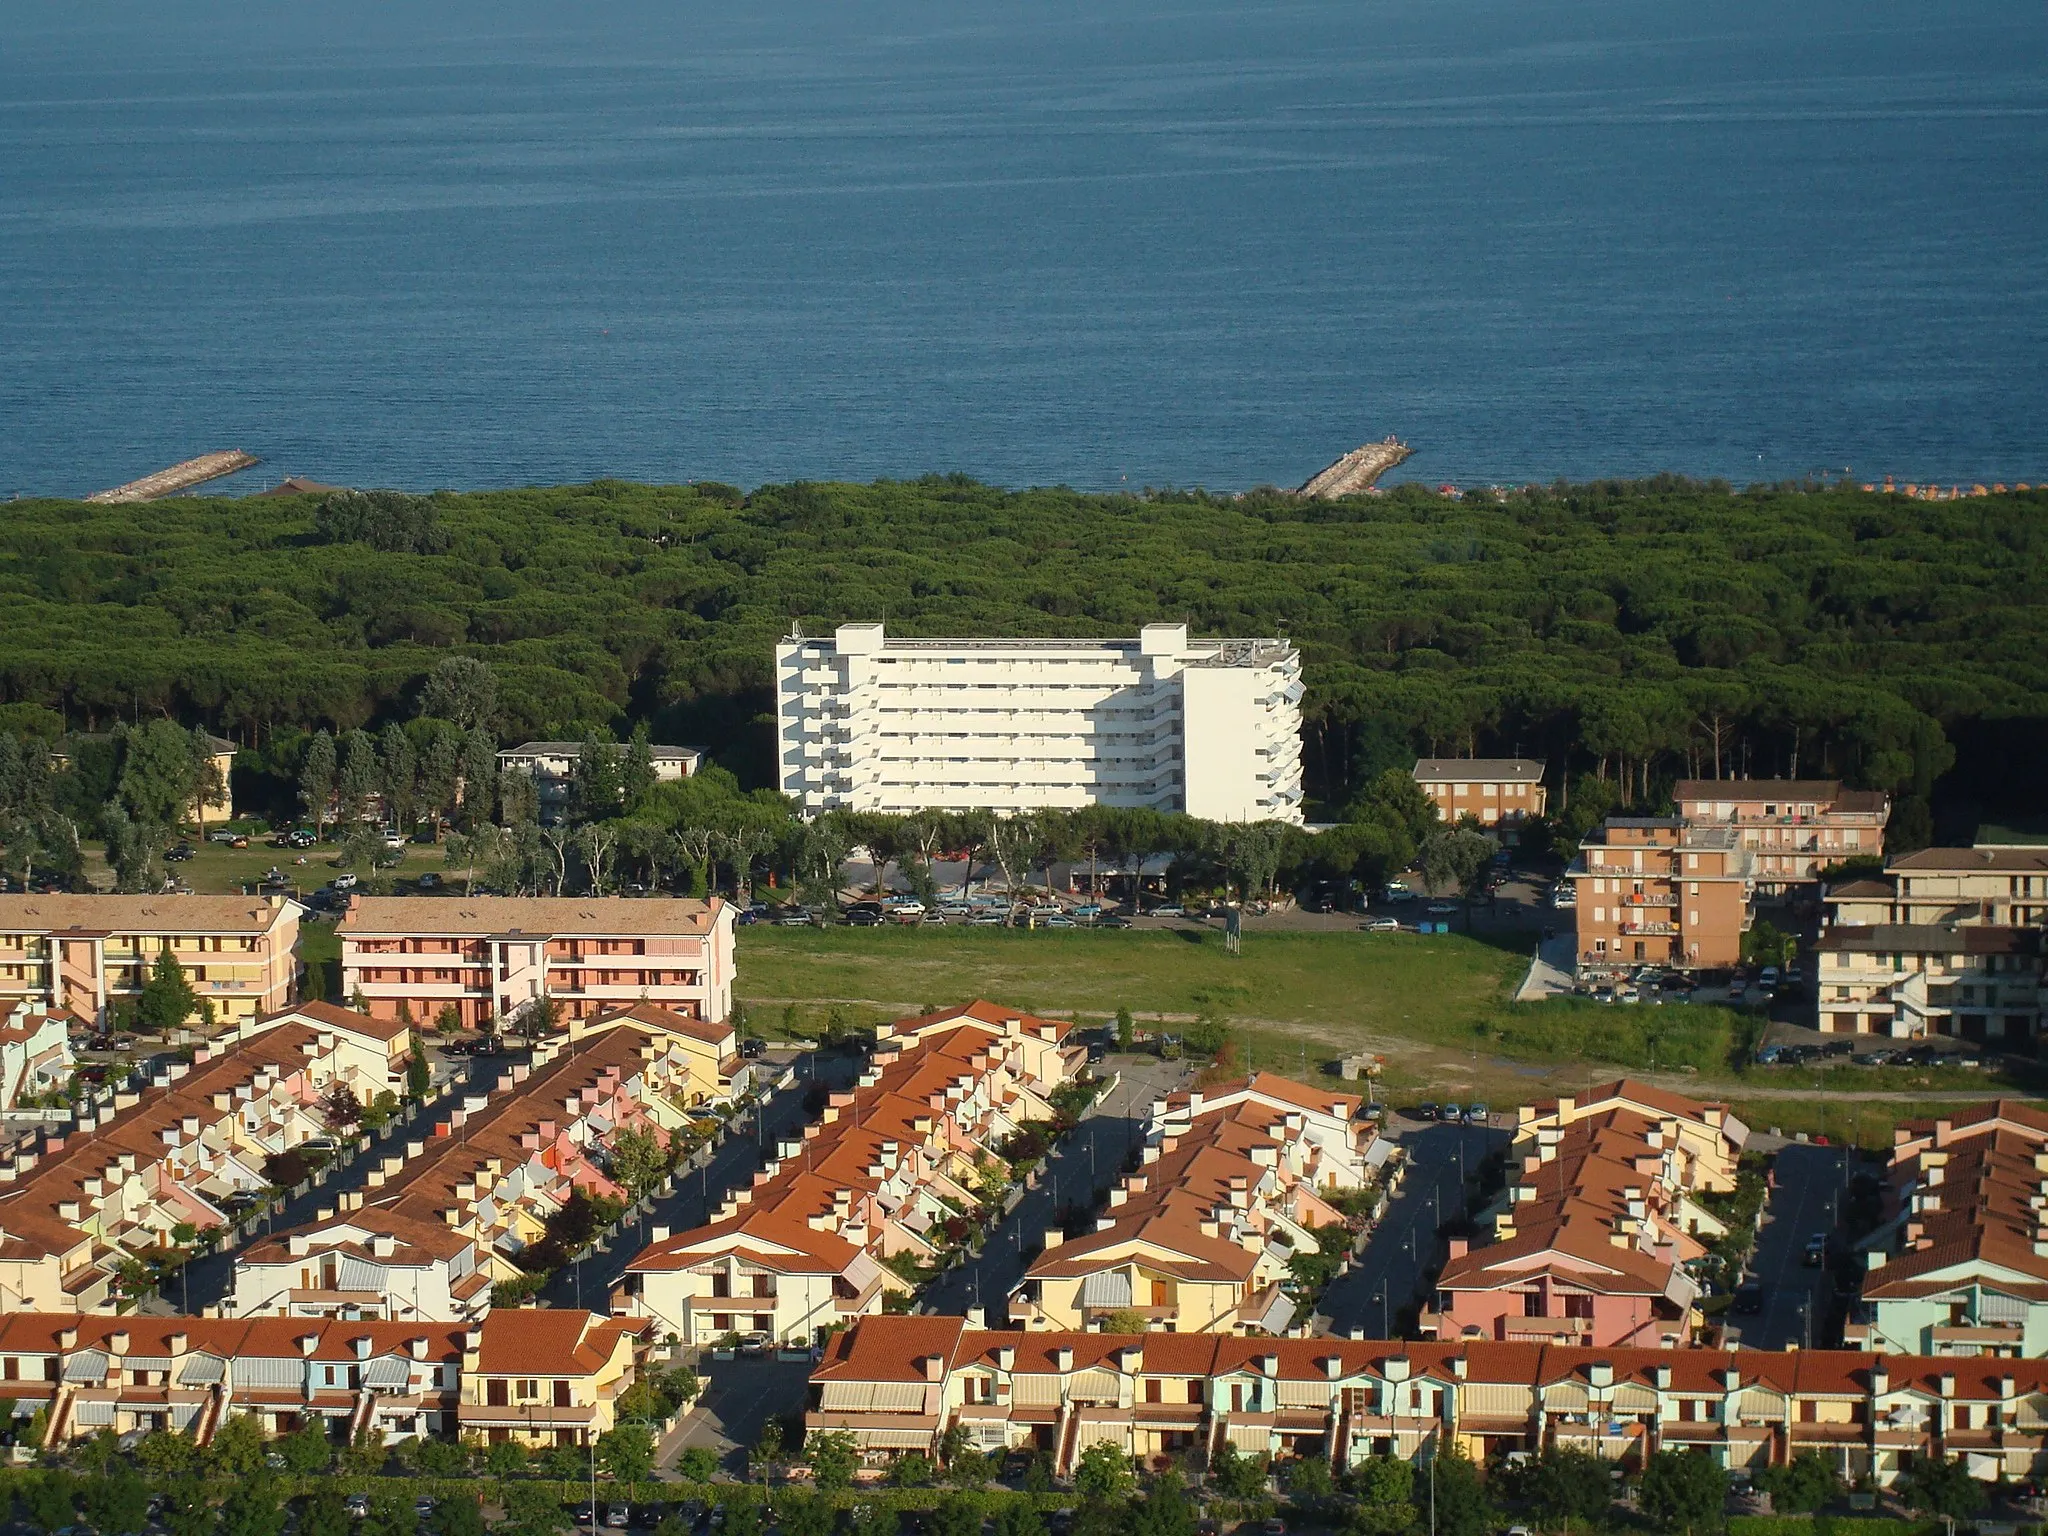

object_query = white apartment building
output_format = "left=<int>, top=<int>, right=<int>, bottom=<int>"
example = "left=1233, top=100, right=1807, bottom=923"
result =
left=774, top=623, right=1304, bottom=823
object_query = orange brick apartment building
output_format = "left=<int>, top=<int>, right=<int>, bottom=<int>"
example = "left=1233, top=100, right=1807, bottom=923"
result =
left=1674, top=779, right=1890, bottom=890
left=1569, top=818, right=1752, bottom=970
left=1411, top=759, right=1548, bottom=829
left=338, top=896, right=736, bottom=1030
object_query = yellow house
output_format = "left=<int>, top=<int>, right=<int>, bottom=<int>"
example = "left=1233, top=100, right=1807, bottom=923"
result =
left=1515, top=1079, right=1747, bottom=1194
left=457, top=1310, right=646, bottom=1447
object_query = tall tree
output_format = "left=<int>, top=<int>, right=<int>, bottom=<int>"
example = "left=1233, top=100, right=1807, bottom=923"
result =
left=378, top=722, right=417, bottom=835
left=299, top=730, right=337, bottom=839
left=420, top=656, right=497, bottom=729
left=335, top=730, right=379, bottom=827
left=458, top=727, right=498, bottom=828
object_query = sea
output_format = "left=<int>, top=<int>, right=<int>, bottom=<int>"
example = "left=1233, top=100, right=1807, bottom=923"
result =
left=1, top=0, right=2043, bottom=499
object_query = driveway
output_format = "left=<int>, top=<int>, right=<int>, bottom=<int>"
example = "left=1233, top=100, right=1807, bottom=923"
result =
left=1725, top=1141, right=1846, bottom=1349
left=657, top=1355, right=814, bottom=1475
left=920, top=1052, right=1196, bottom=1321
left=1318, top=1117, right=1508, bottom=1339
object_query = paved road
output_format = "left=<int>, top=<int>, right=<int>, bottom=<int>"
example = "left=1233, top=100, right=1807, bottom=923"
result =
left=1319, top=1118, right=1507, bottom=1339
left=657, top=1356, right=813, bottom=1475
left=1726, top=1141, right=1846, bottom=1350
left=921, top=1053, right=1194, bottom=1320
left=536, top=1048, right=863, bottom=1311
left=176, top=1046, right=521, bottom=1313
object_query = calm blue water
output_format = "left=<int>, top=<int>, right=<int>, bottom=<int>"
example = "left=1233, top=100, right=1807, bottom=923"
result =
left=2, top=0, right=2043, bottom=498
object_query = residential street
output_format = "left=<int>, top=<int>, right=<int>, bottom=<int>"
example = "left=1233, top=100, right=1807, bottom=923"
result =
left=534, top=1047, right=861, bottom=1311
left=921, top=1052, right=1195, bottom=1320
left=1319, top=1117, right=1507, bottom=1339
left=175, top=1045, right=520, bottom=1313
left=1726, top=1140, right=1846, bottom=1350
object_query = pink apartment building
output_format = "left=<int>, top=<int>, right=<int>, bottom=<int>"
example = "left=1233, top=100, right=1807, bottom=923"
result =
left=338, top=896, right=736, bottom=1030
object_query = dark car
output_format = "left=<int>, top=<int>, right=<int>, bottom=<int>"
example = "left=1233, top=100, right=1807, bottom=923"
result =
left=1415, top=1103, right=1440, bottom=1122
left=741, top=1037, right=767, bottom=1060
left=1733, top=1282, right=1765, bottom=1315
left=166, top=844, right=194, bottom=862
left=1803, top=1233, right=1828, bottom=1267
left=1086, top=1043, right=1107, bottom=1064
left=846, top=908, right=883, bottom=927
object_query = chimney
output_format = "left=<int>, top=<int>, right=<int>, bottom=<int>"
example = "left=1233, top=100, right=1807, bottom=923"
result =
left=1043, top=1228, right=1063, bottom=1251
left=168, top=1332, right=188, bottom=1357
left=1870, top=1365, right=1888, bottom=1395
left=1120, top=1345, right=1144, bottom=1373
left=996, top=1346, right=1015, bottom=1370
left=965, top=1306, right=986, bottom=1329
left=353, top=1335, right=373, bottom=1360
left=298, top=1334, right=320, bottom=1357
left=1451, top=1355, right=1467, bottom=1380
left=108, top=1329, right=130, bottom=1357
left=651, top=1225, right=670, bottom=1243
left=1447, top=1237, right=1468, bottom=1260
left=1654, top=1364, right=1672, bottom=1389
left=57, top=1326, right=77, bottom=1350
left=1055, top=1346, right=1074, bottom=1372
left=1322, top=1356, right=1343, bottom=1380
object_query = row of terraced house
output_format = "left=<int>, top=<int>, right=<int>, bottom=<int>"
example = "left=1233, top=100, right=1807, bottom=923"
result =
left=1424, top=1080, right=1747, bottom=1349
left=0, top=1001, right=415, bottom=1310
left=809, top=1312, right=2048, bottom=1486
left=0, top=1307, right=644, bottom=1451
left=229, top=1001, right=744, bottom=1323
left=617, top=1002, right=1082, bottom=1346
left=1007, top=1073, right=1380, bottom=1335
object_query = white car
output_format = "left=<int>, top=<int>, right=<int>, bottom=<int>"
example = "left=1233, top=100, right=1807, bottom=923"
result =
left=1362, top=916, right=1400, bottom=933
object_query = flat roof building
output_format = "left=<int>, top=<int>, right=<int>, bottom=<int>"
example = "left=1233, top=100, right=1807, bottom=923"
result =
left=1411, top=759, right=1548, bottom=828
left=775, top=623, right=1304, bottom=823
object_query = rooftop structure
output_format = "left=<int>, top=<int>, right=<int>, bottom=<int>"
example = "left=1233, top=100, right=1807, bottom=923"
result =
left=1673, top=779, right=1890, bottom=890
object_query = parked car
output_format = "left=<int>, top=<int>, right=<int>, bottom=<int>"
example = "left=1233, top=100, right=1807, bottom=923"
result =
left=776, top=907, right=816, bottom=927
left=1465, top=1103, right=1489, bottom=1124
left=1147, top=903, right=1185, bottom=918
left=346, top=1494, right=371, bottom=1519
left=738, top=1332, right=770, bottom=1357
left=1415, top=1103, right=1440, bottom=1122
left=415, top=870, right=441, bottom=890
left=333, top=871, right=359, bottom=891
left=1362, top=916, right=1400, bottom=933
left=741, top=1038, right=767, bottom=1060
left=208, top=829, right=241, bottom=844
left=1733, top=1281, right=1765, bottom=1314
left=1804, top=1233, right=1828, bottom=1267
left=1425, top=901, right=1458, bottom=916
left=165, top=844, right=194, bottom=862
left=846, top=908, right=882, bottom=927
left=605, top=1507, right=630, bottom=1530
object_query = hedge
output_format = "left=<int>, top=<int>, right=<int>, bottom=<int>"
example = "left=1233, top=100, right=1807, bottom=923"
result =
left=1728, top=1519, right=1941, bottom=1536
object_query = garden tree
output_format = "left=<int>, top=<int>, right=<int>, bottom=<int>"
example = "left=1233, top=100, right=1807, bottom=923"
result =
left=216, top=1477, right=288, bottom=1536
left=428, top=1499, right=485, bottom=1536
left=804, top=1428, right=858, bottom=1490
left=1208, top=1439, right=1269, bottom=1498
left=1115, top=1007, right=1134, bottom=1050
left=947, top=1447, right=994, bottom=1490
left=118, top=719, right=201, bottom=828
left=336, top=730, right=380, bottom=827
left=360, top=1491, right=419, bottom=1536
left=926, top=1499, right=982, bottom=1536
left=1418, top=824, right=1498, bottom=897
left=277, top=1417, right=333, bottom=1474
left=1515, top=1446, right=1613, bottom=1528
left=994, top=1504, right=1046, bottom=1536
left=520, top=991, right=559, bottom=1047
left=298, top=1487, right=352, bottom=1536
left=421, top=657, right=498, bottom=732
left=597, top=1423, right=656, bottom=1482
left=379, top=723, right=417, bottom=833
left=608, top=1127, right=669, bottom=1198
left=1637, top=1448, right=1727, bottom=1532
left=458, top=728, right=499, bottom=827
left=889, top=1450, right=936, bottom=1487
left=1897, top=1453, right=1986, bottom=1520
left=1756, top=1451, right=1841, bottom=1515
left=160, top=1479, right=212, bottom=1536
left=571, top=733, right=627, bottom=822
left=673, top=1446, right=720, bottom=1483
left=314, top=489, right=450, bottom=555
left=775, top=1494, right=835, bottom=1536
left=655, top=1516, right=692, bottom=1536
left=100, top=800, right=165, bottom=892
left=1283, top=1453, right=1335, bottom=1508
left=1425, top=1446, right=1493, bottom=1536
left=320, top=1082, right=364, bottom=1131
left=81, top=1471, right=151, bottom=1536
left=499, top=1487, right=571, bottom=1536
left=1075, top=1440, right=1138, bottom=1501
left=417, top=722, right=462, bottom=835
left=189, top=726, right=226, bottom=839
left=299, top=730, right=337, bottom=838
left=1346, top=1455, right=1417, bottom=1536
left=484, top=1438, right=529, bottom=1477
left=136, top=948, right=203, bottom=1037
left=1134, top=1471, right=1198, bottom=1536
left=721, top=1504, right=763, bottom=1536
left=208, top=1413, right=271, bottom=1477
left=24, top=1473, right=76, bottom=1533
left=135, top=1426, right=199, bottom=1477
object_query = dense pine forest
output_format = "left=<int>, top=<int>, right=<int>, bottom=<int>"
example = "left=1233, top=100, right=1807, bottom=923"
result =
left=2, top=476, right=2043, bottom=831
